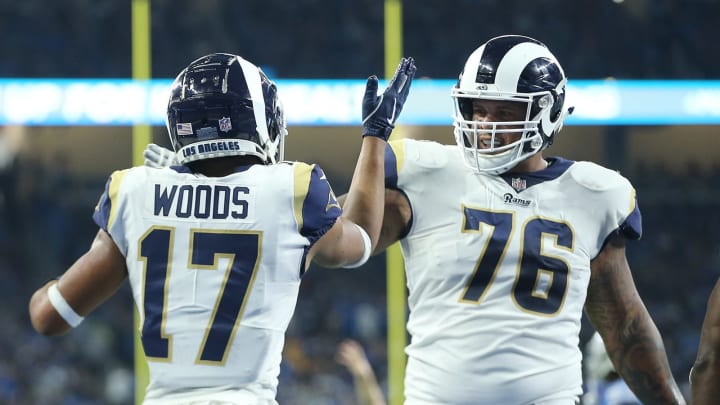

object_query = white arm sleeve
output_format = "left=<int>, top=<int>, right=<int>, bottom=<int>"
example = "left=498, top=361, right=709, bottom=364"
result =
left=48, top=282, right=85, bottom=327
left=342, top=224, right=372, bottom=269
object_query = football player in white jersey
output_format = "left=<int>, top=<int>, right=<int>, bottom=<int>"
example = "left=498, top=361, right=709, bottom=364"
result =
left=366, top=35, right=685, bottom=404
left=28, top=53, right=416, bottom=404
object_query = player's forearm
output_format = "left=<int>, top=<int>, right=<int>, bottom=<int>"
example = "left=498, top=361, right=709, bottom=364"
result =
left=342, top=137, right=385, bottom=250
left=602, top=314, right=686, bottom=404
left=587, top=239, right=686, bottom=404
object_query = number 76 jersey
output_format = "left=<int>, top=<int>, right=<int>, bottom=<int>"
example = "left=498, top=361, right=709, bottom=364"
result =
left=92, top=162, right=341, bottom=401
left=386, top=139, right=642, bottom=405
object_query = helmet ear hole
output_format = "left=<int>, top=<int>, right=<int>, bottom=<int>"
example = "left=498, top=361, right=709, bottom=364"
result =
left=550, top=90, right=565, bottom=122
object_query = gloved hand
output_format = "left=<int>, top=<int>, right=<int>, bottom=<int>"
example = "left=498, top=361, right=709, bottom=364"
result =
left=143, top=143, right=179, bottom=168
left=362, top=57, right=417, bottom=140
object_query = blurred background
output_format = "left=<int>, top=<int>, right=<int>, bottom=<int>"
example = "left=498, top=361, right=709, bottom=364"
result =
left=1, top=0, right=719, bottom=404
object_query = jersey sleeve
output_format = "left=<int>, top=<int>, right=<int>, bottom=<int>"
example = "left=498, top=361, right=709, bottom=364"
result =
left=93, top=169, right=128, bottom=232
left=385, top=139, right=407, bottom=190
left=595, top=171, right=642, bottom=242
left=615, top=187, right=642, bottom=240
left=570, top=162, right=642, bottom=249
left=292, top=162, right=341, bottom=245
left=92, top=169, right=133, bottom=255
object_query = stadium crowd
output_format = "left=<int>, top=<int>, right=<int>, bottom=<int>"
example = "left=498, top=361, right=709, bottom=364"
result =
left=1, top=0, right=718, bottom=403
left=0, top=0, right=717, bottom=80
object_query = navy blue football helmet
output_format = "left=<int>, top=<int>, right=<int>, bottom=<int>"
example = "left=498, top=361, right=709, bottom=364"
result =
left=451, top=35, right=573, bottom=174
left=166, top=53, right=287, bottom=165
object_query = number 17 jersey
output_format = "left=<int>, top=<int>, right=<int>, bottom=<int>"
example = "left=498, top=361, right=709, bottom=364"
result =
left=92, top=162, right=341, bottom=402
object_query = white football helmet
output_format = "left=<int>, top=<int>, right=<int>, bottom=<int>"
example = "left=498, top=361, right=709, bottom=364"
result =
left=452, top=35, right=574, bottom=175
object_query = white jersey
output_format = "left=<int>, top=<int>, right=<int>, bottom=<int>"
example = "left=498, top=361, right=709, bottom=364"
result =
left=93, top=162, right=342, bottom=403
left=385, top=139, right=642, bottom=405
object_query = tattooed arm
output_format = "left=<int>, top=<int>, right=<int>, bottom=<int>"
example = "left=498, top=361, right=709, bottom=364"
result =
left=585, top=234, right=686, bottom=404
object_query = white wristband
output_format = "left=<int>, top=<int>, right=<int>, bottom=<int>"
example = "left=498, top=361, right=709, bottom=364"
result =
left=48, top=282, right=85, bottom=327
left=343, top=224, right=372, bottom=269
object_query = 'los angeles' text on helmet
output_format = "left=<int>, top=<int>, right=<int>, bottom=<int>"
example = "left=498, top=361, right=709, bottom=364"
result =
left=166, top=53, right=288, bottom=165
left=451, top=35, right=574, bottom=175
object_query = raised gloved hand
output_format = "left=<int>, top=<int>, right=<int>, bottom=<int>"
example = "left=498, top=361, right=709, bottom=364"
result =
left=362, top=57, right=417, bottom=140
left=143, top=143, right=179, bottom=168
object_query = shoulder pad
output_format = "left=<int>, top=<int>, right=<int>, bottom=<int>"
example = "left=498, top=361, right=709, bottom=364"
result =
left=569, top=161, right=631, bottom=192
left=400, top=139, right=449, bottom=170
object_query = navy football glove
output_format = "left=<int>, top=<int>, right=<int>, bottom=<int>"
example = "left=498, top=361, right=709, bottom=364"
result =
left=362, top=57, right=417, bottom=140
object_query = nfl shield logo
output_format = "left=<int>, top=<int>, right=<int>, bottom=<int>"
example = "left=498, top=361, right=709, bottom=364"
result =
left=511, top=177, right=527, bottom=192
left=219, top=117, right=232, bottom=132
